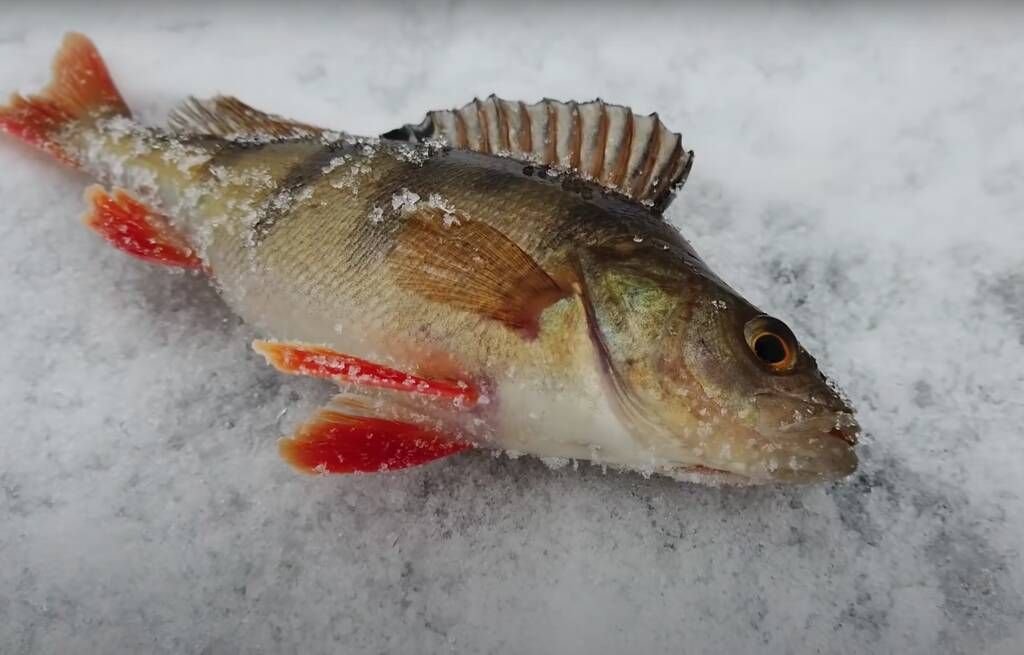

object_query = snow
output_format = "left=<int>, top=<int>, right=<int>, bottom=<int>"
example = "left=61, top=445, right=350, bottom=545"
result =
left=1, top=3, right=1023, bottom=654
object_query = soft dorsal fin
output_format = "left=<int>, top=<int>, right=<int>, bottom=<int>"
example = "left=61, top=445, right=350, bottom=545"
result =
left=168, top=95, right=327, bottom=140
left=382, top=95, right=694, bottom=211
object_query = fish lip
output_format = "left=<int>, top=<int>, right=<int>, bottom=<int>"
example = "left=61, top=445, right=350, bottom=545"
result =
left=662, top=411, right=860, bottom=485
left=755, top=391, right=860, bottom=446
left=665, top=464, right=756, bottom=485
left=745, top=392, right=860, bottom=482
left=778, top=410, right=860, bottom=446
left=828, top=420, right=859, bottom=446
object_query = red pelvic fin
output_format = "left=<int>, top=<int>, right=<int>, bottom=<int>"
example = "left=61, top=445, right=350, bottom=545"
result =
left=253, top=340, right=479, bottom=407
left=83, top=186, right=201, bottom=269
left=280, top=409, right=471, bottom=474
left=0, top=33, right=129, bottom=164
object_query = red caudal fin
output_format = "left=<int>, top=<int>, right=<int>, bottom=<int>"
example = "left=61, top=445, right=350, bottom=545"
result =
left=253, top=340, right=479, bottom=408
left=82, top=186, right=201, bottom=269
left=280, top=409, right=471, bottom=474
left=0, top=33, right=129, bottom=164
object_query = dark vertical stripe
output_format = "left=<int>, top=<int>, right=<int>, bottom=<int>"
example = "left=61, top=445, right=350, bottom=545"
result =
left=592, top=103, right=608, bottom=181
left=610, top=110, right=634, bottom=188
left=454, top=110, right=468, bottom=148
left=569, top=101, right=581, bottom=170
left=631, top=118, right=661, bottom=199
left=495, top=98, right=511, bottom=152
left=248, top=143, right=339, bottom=241
left=475, top=97, right=491, bottom=154
left=518, top=101, right=532, bottom=155
left=545, top=100, right=557, bottom=164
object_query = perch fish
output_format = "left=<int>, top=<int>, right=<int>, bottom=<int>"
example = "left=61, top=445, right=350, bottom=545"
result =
left=0, top=34, right=859, bottom=484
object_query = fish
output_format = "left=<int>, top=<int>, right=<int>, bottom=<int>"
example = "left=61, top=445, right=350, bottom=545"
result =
left=0, top=33, right=859, bottom=485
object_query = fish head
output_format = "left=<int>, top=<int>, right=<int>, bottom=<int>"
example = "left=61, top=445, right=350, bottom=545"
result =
left=672, top=281, right=860, bottom=483
left=579, top=239, right=858, bottom=484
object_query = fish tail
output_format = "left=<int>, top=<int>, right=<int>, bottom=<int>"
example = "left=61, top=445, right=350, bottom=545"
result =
left=0, top=32, right=129, bottom=166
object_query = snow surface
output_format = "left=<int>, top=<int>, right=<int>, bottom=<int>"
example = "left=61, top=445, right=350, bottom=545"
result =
left=2, top=3, right=1023, bottom=654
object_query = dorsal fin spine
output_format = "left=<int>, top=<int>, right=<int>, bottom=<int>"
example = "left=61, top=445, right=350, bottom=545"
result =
left=569, top=101, right=582, bottom=170
left=662, top=138, right=685, bottom=197
left=632, top=117, right=661, bottom=199
left=389, top=96, right=692, bottom=210
left=609, top=107, right=633, bottom=187
left=517, top=100, right=532, bottom=153
left=495, top=96, right=512, bottom=152
left=454, top=109, right=468, bottom=148
left=592, top=102, right=609, bottom=180
left=544, top=101, right=557, bottom=162
left=473, top=97, right=488, bottom=154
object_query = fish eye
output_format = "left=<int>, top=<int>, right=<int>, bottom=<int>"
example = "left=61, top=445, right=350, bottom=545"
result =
left=744, top=316, right=798, bottom=373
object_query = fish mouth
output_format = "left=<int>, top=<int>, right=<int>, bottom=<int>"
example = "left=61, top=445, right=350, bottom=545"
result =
left=829, top=424, right=858, bottom=446
left=663, top=464, right=757, bottom=486
left=655, top=410, right=861, bottom=486
left=778, top=410, right=860, bottom=446
left=738, top=395, right=862, bottom=483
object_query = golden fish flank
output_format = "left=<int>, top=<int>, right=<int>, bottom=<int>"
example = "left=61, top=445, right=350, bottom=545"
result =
left=0, top=33, right=859, bottom=484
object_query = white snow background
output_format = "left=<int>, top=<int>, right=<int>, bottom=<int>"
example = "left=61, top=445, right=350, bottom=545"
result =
left=1, top=2, right=1023, bottom=654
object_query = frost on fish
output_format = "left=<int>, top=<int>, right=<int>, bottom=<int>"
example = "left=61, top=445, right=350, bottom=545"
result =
left=0, top=33, right=860, bottom=485
left=391, top=188, right=421, bottom=212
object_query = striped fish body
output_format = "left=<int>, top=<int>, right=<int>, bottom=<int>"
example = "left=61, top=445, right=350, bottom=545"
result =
left=124, top=135, right=701, bottom=467
left=1, top=34, right=861, bottom=484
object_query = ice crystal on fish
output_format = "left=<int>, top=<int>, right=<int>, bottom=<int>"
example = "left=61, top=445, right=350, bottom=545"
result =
left=391, top=188, right=420, bottom=212
left=319, top=130, right=344, bottom=145
left=321, top=155, right=348, bottom=174
left=159, top=141, right=212, bottom=173
left=392, top=140, right=444, bottom=165
left=427, top=193, right=455, bottom=213
left=540, top=456, right=571, bottom=470
left=209, top=165, right=274, bottom=189
left=327, top=157, right=372, bottom=196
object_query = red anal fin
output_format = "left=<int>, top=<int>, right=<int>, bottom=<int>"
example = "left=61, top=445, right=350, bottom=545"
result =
left=280, top=409, right=471, bottom=474
left=253, top=340, right=478, bottom=408
left=0, top=33, right=129, bottom=164
left=83, top=186, right=201, bottom=269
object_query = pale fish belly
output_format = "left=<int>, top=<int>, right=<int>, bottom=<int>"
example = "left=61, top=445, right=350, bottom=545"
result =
left=491, top=374, right=658, bottom=471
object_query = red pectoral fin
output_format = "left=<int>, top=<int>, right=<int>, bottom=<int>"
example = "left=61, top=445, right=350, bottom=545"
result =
left=280, top=410, right=471, bottom=474
left=253, top=340, right=478, bottom=407
left=83, top=186, right=201, bottom=269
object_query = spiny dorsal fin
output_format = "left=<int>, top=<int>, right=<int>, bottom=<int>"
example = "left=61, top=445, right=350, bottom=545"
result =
left=168, top=95, right=326, bottom=140
left=390, top=205, right=568, bottom=338
left=382, top=96, right=694, bottom=211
